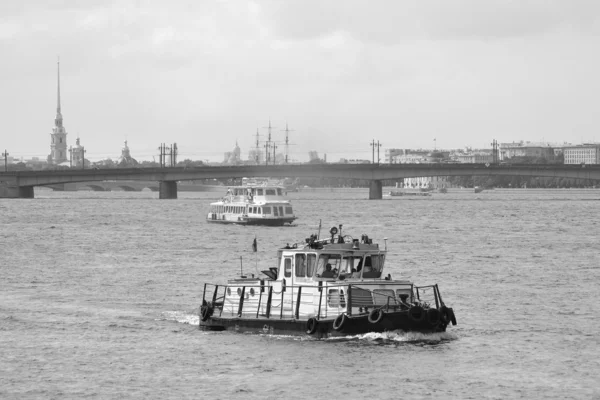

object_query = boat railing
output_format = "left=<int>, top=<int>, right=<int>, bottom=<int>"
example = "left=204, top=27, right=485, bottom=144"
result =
left=414, top=284, right=444, bottom=309
left=201, top=281, right=444, bottom=321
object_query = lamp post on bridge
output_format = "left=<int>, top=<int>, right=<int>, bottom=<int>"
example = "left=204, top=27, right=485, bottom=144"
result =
left=491, top=139, right=499, bottom=164
left=2, top=150, right=8, bottom=172
left=370, top=140, right=382, bottom=165
left=81, top=146, right=86, bottom=170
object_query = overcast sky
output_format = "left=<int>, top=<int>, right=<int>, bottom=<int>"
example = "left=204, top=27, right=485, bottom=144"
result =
left=1, top=0, right=599, bottom=162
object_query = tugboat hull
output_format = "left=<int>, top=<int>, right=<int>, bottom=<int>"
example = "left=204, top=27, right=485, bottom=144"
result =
left=200, top=307, right=455, bottom=339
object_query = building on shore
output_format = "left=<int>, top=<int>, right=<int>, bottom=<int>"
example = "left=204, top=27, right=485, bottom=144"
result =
left=117, top=140, right=138, bottom=167
left=563, top=144, right=600, bottom=164
left=48, top=60, right=68, bottom=165
left=223, top=141, right=241, bottom=164
left=69, top=137, right=86, bottom=167
left=389, top=149, right=450, bottom=189
left=499, top=141, right=556, bottom=161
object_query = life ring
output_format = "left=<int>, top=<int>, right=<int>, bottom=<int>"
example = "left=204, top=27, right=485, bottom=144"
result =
left=427, top=308, right=441, bottom=326
left=408, top=305, right=425, bottom=323
left=332, top=313, right=347, bottom=331
left=306, top=317, right=318, bottom=335
left=368, top=308, right=384, bottom=324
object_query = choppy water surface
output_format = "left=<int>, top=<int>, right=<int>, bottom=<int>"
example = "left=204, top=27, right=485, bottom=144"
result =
left=1, top=189, right=599, bottom=399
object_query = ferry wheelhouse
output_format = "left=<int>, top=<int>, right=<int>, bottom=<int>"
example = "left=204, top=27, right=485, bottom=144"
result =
left=199, top=225, right=457, bottom=338
left=206, top=185, right=296, bottom=226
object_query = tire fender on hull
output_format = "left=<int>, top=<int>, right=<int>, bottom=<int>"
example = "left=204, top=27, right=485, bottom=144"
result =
left=408, top=305, right=425, bottom=323
left=332, top=313, right=347, bottom=331
left=306, top=317, right=318, bottom=335
left=367, top=308, right=384, bottom=324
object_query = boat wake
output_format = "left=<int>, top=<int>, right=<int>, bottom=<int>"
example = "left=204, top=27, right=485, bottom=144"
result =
left=161, top=310, right=199, bottom=326
left=329, top=330, right=458, bottom=344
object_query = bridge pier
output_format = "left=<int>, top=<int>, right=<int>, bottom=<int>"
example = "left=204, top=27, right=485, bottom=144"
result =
left=369, top=180, right=382, bottom=200
left=159, top=181, right=178, bottom=199
left=0, top=184, right=34, bottom=199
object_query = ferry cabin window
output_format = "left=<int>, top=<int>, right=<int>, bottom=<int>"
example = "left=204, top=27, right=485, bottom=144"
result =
left=295, top=254, right=306, bottom=277
left=274, top=207, right=279, bottom=217
left=316, top=254, right=342, bottom=278
left=284, top=258, right=292, bottom=278
left=256, top=189, right=264, bottom=195
left=266, top=189, right=276, bottom=195
left=285, top=207, right=293, bottom=214
left=278, top=206, right=284, bottom=216
left=262, top=207, right=271, bottom=215
left=277, top=188, right=283, bottom=195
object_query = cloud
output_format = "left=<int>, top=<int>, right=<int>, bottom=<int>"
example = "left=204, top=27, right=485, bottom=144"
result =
left=259, top=0, right=600, bottom=43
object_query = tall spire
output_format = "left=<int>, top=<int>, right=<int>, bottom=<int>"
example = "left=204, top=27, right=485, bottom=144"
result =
left=55, top=57, right=63, bottom=128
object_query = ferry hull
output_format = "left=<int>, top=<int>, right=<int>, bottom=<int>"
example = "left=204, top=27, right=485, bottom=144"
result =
left=206, top=217, right=295, bottom=226
left=199, top=309, right=452, bottom=339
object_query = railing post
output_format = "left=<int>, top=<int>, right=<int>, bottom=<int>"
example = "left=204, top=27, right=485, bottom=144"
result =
left=212, top=285, right=219, bottom=304
left=256, top=285, right=263, bottom=318
left=237, top=286, right=246, bottom=317
left=219, top=286, right=224, bottom=317
left=280, top=288, right=284, bottom=319
left=347, top=285, right=352, bottom=315
left=317, top=281, right=323, bottom=320
left=295, top=286, right=302, bottom=319
left=266, top=286, right=273, bottom=318
left=435, top=284, right=444, bottom=307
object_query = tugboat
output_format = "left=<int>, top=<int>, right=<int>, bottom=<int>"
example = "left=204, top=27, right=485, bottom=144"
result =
left=199, top=224, right=457, bottom=338
left=206, top=183, right=296, bottom=226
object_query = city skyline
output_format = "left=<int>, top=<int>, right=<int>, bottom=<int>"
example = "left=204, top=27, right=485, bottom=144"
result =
left=1, top=1, right=599, bottom=162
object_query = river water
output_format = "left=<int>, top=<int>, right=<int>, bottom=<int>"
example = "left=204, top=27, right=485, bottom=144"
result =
left=1, top=188, right=599, bottom=399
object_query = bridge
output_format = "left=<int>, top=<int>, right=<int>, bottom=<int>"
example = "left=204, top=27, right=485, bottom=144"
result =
left=1, top=163, right=599, bottom=199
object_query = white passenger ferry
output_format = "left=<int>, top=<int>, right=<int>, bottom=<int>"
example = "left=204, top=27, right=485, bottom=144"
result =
left=199, top=224, right=457, bottom=338
left=206, top=184, right=296, bottom=226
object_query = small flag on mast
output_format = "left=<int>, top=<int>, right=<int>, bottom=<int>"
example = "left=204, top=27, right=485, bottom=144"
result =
left=252, top=237, right=257, bottom=252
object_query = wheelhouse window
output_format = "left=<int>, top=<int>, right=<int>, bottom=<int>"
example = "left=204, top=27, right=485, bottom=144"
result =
left=295, top=254, right=306, bottom=277
left=316, top=254, right=342, bottom=278
left=307, top=254, right=316, bottom=277
left=340, top=255, right=365, bottom=278
left=362, top=254, right=385, bottom=278
left=284, top=258, right=292, bottom=278
left=277, top=188, right=283, bottom=195
left=262, top=207, right=271, bottom=215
